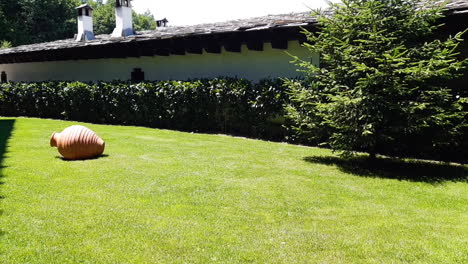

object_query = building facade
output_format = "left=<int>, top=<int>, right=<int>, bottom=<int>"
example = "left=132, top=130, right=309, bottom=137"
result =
left=0, top=2, right=318, bottom=83
left=0, top=1, right=466, bottom=83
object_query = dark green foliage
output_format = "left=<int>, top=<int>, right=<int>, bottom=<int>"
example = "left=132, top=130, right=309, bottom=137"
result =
left=19, top=0, right=80, bottom=45
left=0, top=0, right=81, bottom=46
left=90, top=0, right=116, bottom=35
left=0, top=79, right=288, bottom=140
left=0, top=0, right=27, bottom=46
left=0, top=0, right=157, bottom=46
left=286, top=0, right=468, bottom=162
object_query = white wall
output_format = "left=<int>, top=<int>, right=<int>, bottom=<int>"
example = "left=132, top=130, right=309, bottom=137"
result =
left=76, top=15, right=95, bottom=41
left=0, top=41, right=317, bottom=82
left=112, top=6, right=133, bottom=37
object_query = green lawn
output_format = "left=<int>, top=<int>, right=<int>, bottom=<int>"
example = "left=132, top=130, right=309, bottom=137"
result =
left=0, top=117, right=467, bottom=263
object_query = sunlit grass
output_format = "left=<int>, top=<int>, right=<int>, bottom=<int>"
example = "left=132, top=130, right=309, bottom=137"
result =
left=0, top=117, right=467, bottom=263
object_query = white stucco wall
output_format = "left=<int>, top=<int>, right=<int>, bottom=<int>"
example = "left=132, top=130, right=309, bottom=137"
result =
left=0, top=41, right=317, bottom=82
left=76, top=15, right=95, bottom=41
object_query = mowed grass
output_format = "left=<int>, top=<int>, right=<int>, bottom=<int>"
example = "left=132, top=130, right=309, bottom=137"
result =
left=0, top=117, right=467, bottom=264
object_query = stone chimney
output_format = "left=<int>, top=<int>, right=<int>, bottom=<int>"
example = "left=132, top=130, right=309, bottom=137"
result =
left=156, top=18, right=169, bottom=28
left=112, top=0, right=134, bottom=37
left=76, top=4, right=95, bottom=42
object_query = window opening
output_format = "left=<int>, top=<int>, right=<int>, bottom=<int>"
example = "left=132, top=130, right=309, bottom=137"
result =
left=131, top=68, right=144, bottom=82
left=1, top=71, right=7, bottom=83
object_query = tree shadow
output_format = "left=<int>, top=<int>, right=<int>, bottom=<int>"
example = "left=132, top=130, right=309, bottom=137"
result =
left=0, top=119, right=15, bottom=190
left=0, top=119, right=15, bottom=237
left=303, top=155, right=468, bottom=184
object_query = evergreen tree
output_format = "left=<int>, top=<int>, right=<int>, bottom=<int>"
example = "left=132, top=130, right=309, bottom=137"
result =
left=286, top=0, right=468, bottom=161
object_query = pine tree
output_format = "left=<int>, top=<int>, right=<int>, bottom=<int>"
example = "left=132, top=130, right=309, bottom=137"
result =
left=286, top=0, right=468, bottom=160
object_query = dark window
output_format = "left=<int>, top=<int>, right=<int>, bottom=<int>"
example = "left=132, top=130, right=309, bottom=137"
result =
left=131, top=68, right=144, bottom=82
left=78, top=9, right=83, bottom=16
left=85, top=9, right=89, bottom=16
left=1, top=71, right=7, bottom=83
left=116, top=0, right=130, bottom=7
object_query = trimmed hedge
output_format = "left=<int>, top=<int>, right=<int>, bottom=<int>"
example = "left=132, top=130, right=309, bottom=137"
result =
left=2, top=78, right=465, bottom=162
left=0, top=78, right=289, bottom=140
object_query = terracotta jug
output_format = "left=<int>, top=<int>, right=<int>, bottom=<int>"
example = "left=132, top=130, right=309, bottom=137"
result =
left=50, top=125, right=105, bottom=160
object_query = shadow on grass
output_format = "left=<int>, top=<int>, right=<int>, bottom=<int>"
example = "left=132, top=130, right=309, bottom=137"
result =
left=304, top=155, right=468, bottom=184
left=0, top=119, right=15, bottom=190
left=55, top=154, right=109, bottom=161
left=0, top=119, right=15, bottom=237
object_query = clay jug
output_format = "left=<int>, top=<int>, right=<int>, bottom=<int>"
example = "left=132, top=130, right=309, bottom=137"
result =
left=50, top=125, right=105, bottom=160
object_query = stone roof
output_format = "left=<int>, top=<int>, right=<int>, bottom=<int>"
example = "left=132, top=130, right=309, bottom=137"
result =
left=444, top=0, right=468, bottom=11
left=0, top=12, right=318, bottom=56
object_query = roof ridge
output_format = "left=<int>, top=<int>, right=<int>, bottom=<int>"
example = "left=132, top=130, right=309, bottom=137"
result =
left=0, top=0, right=466, bottom=56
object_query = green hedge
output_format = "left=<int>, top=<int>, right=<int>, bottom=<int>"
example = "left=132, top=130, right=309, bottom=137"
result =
left=2, top=78, right=465, bottom=162
left=0, top=78, right=289, bottom=140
